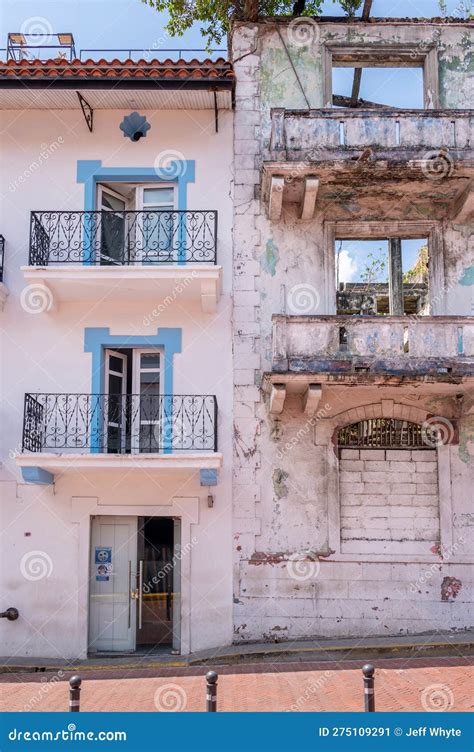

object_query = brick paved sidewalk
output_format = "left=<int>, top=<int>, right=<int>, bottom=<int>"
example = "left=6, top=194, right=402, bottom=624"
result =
left=1, top=657, right=472, bottom=713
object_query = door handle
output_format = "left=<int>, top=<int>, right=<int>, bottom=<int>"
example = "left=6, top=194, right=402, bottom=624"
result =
left=138, top=560, right=144, bottom=630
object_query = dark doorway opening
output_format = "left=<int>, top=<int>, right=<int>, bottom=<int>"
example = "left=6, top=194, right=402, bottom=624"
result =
left=137, top=517, right=174, bottom=648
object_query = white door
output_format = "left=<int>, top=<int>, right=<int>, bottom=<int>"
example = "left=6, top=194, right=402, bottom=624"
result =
left=89, top=516, right=138, bottom=653
left=131, top=350, right=163, bottom=453
left=97, top=186, right=127, bottom=265
left=136, top=185, right=176, bottom=263
left=104, top=349, right=128, bottom=453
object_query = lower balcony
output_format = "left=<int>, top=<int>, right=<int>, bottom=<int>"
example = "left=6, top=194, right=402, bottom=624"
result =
left=17, top=393, right=221, bottom=484
left=21, top=210, right=222, bottom=312
left=266, top=315, right=474, bottom=413
left=272, top=315, right=473, bottom=377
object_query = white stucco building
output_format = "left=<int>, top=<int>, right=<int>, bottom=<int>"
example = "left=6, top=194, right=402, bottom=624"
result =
left=0, top=42, right=235, bottom=658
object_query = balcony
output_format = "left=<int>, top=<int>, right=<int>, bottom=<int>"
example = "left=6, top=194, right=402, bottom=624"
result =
left=263, top=109, right=474, bottom=221
left=17, top=393, right=221, bottom=483
left=266, top=315, right=474, bottom=411
left=22, top=210, right=222, bottom=312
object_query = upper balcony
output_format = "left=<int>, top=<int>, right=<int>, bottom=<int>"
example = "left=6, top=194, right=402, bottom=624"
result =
left=263, top=109, right=474, bottom=221
left=22, top=210, right=222, bottom=312
left=266, top=315, right=474, bottom=411
left=17, top=392, right=221, bottom=483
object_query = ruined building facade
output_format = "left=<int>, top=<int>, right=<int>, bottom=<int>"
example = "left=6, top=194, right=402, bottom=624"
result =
left=231, top=18, right=473, bottom=642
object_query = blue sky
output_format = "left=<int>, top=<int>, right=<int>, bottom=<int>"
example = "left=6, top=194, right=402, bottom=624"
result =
left=1, top=0, right=468, bottom=58
left=1, top=0, right=459, bottom=275
left=336, top=239, right=428, bottom=284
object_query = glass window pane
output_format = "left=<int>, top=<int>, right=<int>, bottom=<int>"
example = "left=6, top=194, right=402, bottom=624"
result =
left=101, top=192, right=125, bottom=211
left=108, top=374, right=124, bottom=394
left=143, top=187, right=174, bottom=205
left=141, top=353, right=161, bottom=369
left=109, top=356, right=124, bottom=373
left=140, top=373, right=160, bottom=387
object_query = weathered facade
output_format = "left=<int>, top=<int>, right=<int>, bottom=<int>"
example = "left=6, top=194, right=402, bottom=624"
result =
left=231, top=18, right=473, bottom=642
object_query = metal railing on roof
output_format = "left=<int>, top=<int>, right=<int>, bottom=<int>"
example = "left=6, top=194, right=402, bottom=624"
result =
left=78, top=48, right=227, bottom=61
left=0, top=39, right=226, bottom=63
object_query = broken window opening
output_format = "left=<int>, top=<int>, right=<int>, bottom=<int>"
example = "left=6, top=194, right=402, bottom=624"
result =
left=332, top=66, right=424, bottom=110
left=335, top=238, right=429, bottom=316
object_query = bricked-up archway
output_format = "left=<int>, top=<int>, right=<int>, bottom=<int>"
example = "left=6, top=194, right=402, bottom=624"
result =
left=336, top=417, right=441, bottom=555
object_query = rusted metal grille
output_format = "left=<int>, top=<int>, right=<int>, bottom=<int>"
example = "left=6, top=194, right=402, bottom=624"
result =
left=338, top=418, right=433, bottom=449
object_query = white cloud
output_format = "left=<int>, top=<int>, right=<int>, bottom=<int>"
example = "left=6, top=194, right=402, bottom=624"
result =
left=336, top=249, right=358, bottom=283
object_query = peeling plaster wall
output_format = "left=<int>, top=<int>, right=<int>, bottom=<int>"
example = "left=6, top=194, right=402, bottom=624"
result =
left=231, top=20, right=473, bottom=643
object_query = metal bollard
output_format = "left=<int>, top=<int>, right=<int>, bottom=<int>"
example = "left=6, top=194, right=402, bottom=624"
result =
left=69, top=675, right=82, bottom=712
left=362, top=664, right=375, bottom=712
left=205, top=671, right=218, bottom=712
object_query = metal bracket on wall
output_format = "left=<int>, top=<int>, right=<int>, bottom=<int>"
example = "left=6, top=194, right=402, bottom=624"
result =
left=76, top=91, right=93, bottom=132
left=213, top=90, right=219, bottom=133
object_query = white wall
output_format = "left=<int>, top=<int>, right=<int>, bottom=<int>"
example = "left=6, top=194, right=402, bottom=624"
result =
left=0, top=106, right=234, bottom=657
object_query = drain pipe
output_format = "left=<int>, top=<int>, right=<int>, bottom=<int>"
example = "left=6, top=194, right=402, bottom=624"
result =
left=0, top=608, right=19, bottom=621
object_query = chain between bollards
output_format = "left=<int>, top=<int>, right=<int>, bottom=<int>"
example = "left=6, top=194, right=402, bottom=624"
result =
left=205, top=671, right=218, bottom=712
left=69, top=675, right=82, bottom=712
left=362, top=664, right=375, bottom=712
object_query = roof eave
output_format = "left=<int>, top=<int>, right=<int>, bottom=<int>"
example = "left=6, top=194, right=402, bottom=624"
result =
left=0, top=77, right=235, bottom=90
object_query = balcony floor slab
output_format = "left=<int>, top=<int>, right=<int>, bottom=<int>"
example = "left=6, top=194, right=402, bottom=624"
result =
left=17, top=452, right=223, bottom=476
left=262, top=160, right=473, bottom=221
left=21, top=264, right=223, bottom=313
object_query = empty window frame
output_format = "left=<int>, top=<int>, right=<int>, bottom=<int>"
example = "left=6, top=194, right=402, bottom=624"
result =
left=335, top=238, right=429, bottom=316
left=323, top=44, right=439, bottom=109
left=332, top=67, right=424, bottom=109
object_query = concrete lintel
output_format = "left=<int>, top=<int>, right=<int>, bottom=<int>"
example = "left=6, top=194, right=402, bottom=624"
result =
left=300, top=177, right=320, bottom=220
left=303, top=383, right=323, bottom=415
left=451, top=181, right=474, bottom=223
left=269, top=383, right=286, bottom=414
left=21, top=466, right=55, bottom=485
left=268, top=176, right=285, bottom=221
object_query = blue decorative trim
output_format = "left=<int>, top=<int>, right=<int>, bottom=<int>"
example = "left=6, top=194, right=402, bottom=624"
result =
left=77, top=160, right=195, bottom=267
left=84, top=327, right=182, bottom=454
left=200, top=469, right=218, bottom=486
left=77, top=160, right=194, bottom=212
left=21, top=467, right=54, bottom=485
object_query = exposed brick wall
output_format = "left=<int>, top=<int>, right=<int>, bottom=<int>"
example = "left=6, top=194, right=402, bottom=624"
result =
left=340, top=448, right=440, bottom=554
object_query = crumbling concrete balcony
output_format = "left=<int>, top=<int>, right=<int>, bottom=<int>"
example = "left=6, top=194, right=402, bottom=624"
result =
left=265, top=314, right=474, bottom=414
left=269, top=312, right=473, bottom=385
left=263, top=109, right=474, bottom=221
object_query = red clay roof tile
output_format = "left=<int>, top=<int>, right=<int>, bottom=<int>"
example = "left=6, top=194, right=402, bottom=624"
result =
left=0, top=57, right=234, bottom=84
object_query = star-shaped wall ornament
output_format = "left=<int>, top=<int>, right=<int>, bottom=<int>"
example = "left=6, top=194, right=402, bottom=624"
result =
left=119, top=112, right=151, bottom=141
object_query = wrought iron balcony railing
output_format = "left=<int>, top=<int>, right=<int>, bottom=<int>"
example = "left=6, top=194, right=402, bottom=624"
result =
left=22, top=394, right=218, bottom=453
left=29, top=210, right=218, bottom=265
left=0, top=235, right=4, bottom=282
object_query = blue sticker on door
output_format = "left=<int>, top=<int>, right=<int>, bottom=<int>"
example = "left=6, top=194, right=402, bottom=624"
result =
left=95, top=546, right=113, bottom=581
